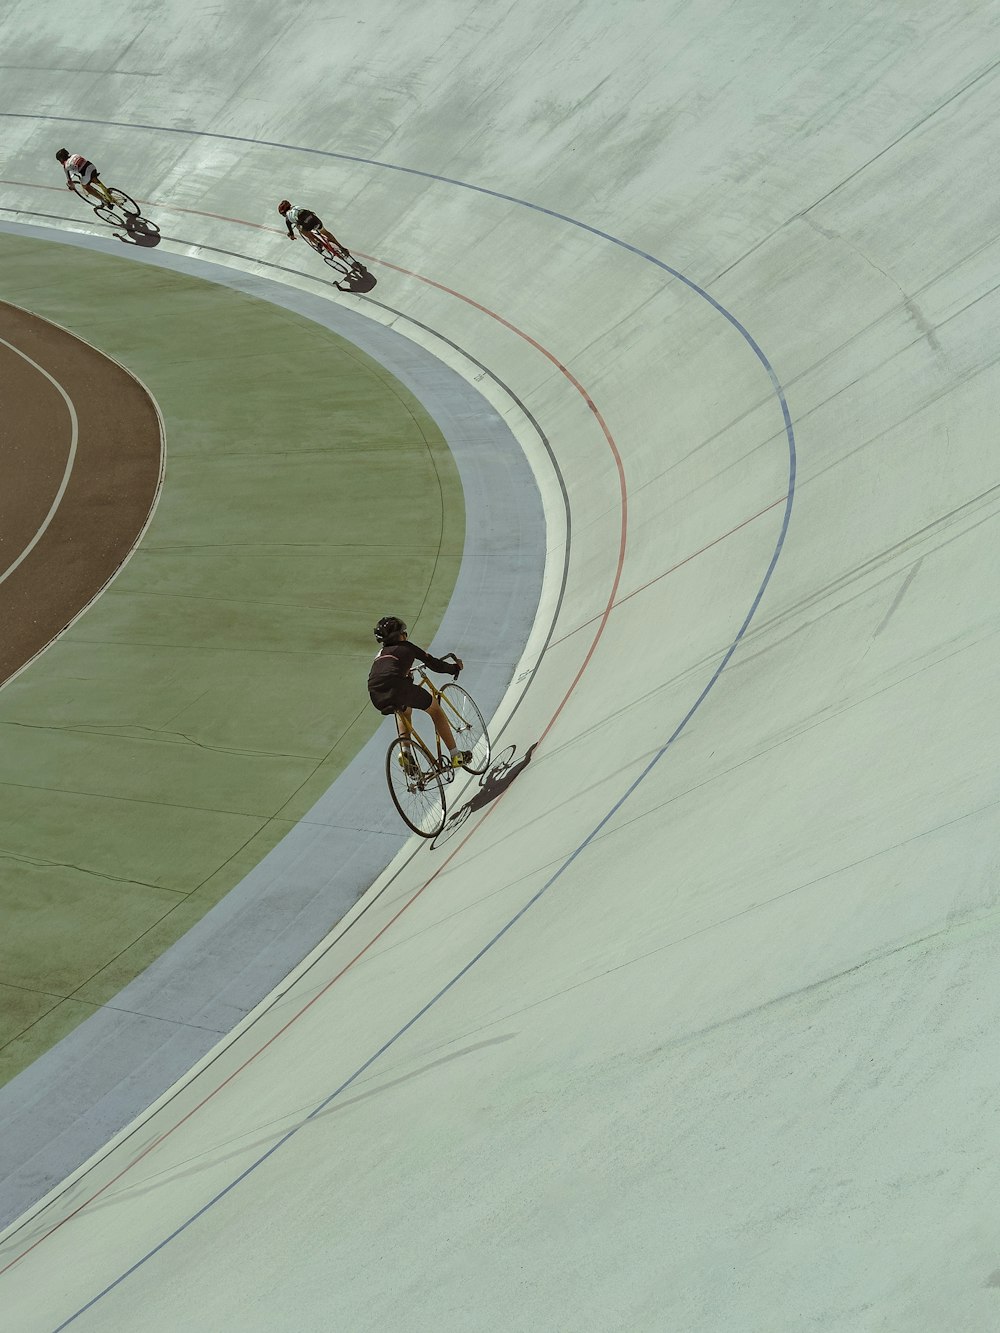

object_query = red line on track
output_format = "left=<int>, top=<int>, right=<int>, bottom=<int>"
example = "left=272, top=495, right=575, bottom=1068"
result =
left=376, top=255, right=629, bottom=743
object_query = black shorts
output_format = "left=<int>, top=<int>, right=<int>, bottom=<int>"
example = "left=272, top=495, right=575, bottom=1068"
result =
left=369, top=678, right=432, bottom=716
left=298, top=211, right=321, bottom=232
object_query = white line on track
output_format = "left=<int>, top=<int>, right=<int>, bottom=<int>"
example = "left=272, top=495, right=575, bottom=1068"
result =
left=0, top=333, right=79, bottom=584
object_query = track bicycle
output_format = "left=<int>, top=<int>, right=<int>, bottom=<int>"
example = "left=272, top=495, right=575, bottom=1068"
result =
left=304, top=232, right=377, bottom=292
left=69, top=176, right=141, bottom=226
left=385, top=657, right=491, bottom=838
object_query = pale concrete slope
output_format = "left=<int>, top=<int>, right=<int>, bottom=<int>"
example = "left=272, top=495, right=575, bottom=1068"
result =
left=1, top=2, right=999, bottom=1329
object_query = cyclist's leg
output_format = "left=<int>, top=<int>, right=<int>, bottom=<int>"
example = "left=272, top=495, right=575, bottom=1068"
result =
left=396, top=681, right=459, bottom=757
left=395, top=705, right=412, bottom=748
left=79, top=166, right=109, bottom=204
left=395, top=681, right=464, bottom=761
left=427, top=698, right=458, bottom=754
left=393, top=708, right=425, bottom=778
left=317, top=226, right=349, bottom=257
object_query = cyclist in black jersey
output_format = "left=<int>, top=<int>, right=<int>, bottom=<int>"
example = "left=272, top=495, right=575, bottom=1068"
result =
left=368, top=616, right=470, bottom=767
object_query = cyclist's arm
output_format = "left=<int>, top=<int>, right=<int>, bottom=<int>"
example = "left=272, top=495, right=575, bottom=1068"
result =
left=410, top=644, right=462, bottom=677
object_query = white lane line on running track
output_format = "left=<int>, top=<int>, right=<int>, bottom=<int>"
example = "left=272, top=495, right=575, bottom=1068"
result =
left=0, top=334, right=79, bottom=584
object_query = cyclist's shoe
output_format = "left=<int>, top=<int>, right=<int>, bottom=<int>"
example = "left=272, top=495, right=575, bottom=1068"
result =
left=398, top=751, right=419, bottom=779
left=451, top=750, right=473, bottom=769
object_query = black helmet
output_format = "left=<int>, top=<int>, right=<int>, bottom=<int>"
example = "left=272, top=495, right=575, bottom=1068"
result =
left=55, top=149, right=70, bottom=162
left=374, top=616, right=407, bottom=645
left=277, top=199, right=291, bottom=215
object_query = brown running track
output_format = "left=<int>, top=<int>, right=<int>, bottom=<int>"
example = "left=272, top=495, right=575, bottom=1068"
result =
left=0, top=302, right=163, bottom=684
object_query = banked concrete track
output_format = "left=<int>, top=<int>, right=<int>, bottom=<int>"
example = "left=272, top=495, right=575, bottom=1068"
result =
left=2, top=2, right=1000, bottom=1329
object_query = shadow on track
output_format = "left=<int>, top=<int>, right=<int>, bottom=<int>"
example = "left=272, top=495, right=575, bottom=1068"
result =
left=432, top=742, right=537, bottom=847
left=113, top=214, right=161, bottom=247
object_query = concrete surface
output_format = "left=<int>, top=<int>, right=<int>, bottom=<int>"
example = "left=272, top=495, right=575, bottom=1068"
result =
left=1, top=1, right=999, bottom=1329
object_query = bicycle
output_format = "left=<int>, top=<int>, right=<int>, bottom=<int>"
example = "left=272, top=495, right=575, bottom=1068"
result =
left=69, top=176, right=141, bottom=227
left=385, top=657, right=491, bottom=838
left=304, top=232, right=377, bottom=292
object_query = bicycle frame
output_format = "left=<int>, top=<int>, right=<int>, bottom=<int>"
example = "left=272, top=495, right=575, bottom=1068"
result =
left=383, top=662, right=492, bottom=838
left=303, top=230, right=345, bottom=260
left=69, top=174, right=110, bottom=204
left=394, top=669, right=456, bottom=776
left=301, top=230, right=374, bottom=288
left=69, top=177, right=141, bottom=225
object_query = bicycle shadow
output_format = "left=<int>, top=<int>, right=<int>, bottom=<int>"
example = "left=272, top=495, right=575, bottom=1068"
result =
left=113, top=215, right=161, bottom=248
left=432, top=742, right=537, bottom=847
left=336, top=266, right=377, bottom=294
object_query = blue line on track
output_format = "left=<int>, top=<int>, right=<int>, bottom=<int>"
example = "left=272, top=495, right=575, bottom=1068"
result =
left=11, top=114, right=796, bottom=1329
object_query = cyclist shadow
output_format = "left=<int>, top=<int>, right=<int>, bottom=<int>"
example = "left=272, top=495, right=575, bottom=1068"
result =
left=113, top=215, right=161, bottom=248
left=336, top=267, right=377, bottom=294
left=432, top=741, right=537, bottom=848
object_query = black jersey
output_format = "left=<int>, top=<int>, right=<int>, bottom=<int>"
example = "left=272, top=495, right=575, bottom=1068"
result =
left=369, top=641, right=453, bottom=690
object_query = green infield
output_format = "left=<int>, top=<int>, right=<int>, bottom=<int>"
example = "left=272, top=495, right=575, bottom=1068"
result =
left=0, top=233, right=464, bottom=1085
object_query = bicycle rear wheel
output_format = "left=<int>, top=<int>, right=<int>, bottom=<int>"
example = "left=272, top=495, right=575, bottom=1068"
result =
left=439, top=684, right=491, bottom=775
left=386, top=737, right=446, bottom=838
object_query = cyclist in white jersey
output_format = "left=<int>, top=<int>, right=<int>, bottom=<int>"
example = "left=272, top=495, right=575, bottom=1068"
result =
left=277, top=200, right=351, bottom=258
left=55, top=149, right=109, bottom=206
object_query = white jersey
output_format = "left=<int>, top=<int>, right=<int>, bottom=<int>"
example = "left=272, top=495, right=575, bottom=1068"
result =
left=64, top=153, right=97, bottom=184
left=285, top=206, right=314, bottom=229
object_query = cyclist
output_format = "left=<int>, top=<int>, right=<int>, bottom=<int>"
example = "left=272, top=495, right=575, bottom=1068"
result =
left=368, top=616, right=471, bottom=768
left=277, top=200, right=351, bottom=258
left=56, top=149, right=110, bottom=205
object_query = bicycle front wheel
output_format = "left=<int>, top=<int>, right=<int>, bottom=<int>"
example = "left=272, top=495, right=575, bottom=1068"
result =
left=439, top=684, right=491, bottom=775
left=386, top=737, right=446, bottom=838
left=107, top=188, right=140, bottom=217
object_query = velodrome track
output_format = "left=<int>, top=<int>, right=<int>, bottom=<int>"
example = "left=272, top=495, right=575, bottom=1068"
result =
left=2, top=3, right=1000, bottom=1329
